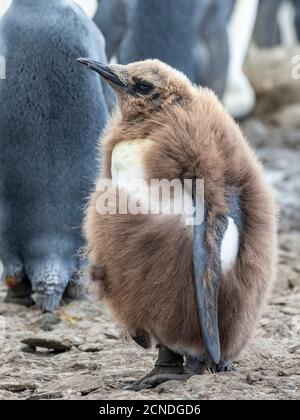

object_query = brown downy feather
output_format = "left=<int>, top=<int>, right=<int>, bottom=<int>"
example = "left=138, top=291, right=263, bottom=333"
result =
left=84, top=60, right=277, bottom=360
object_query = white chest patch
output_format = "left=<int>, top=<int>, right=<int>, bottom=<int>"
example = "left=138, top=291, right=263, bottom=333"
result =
left=111, top=139, right=154, bottom=215
left=0, top=0, right=12, bottom=18
left=221, top=217, right=240, bottom=273
left=111, top=140, right=197, bottom=227
left=73, top=0, right=98, bottom=18
left=111, top=139, right=152, bottom=191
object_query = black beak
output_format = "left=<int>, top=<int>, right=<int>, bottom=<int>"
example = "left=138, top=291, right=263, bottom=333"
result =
left=76, top=58, right=125, bottom=88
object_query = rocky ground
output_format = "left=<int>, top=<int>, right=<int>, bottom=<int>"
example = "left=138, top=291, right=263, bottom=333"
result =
left=0, top=47, right=299, bottom=400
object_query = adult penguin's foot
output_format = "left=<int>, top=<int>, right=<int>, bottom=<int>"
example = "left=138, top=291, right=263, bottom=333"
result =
left=62, top=281, right=83, bottom=304
left=4, top=275, right=35, bottom=307
left=36, top=312, right=61, bottom=332
left=124, top=345, right=189, bottom=391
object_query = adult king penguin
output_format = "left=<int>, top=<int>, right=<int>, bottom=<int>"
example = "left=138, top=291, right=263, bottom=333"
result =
left=0, top=0, right=110, bottom=311
left=78, top=58, right=277, bottom=390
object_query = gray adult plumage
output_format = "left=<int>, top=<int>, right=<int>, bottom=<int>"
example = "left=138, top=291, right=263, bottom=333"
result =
left=254, top=0, right=300, bottom=46
left=0, top=0, right=110, bottom=311
left=118, top=0, right=233, bottom=98
left=94, top=0, right=128, bottom=60
left=254, top=0, right=282, bottom=47
left=292, top=0, right=300, bottom=40
left=199, top=0, right=235, bottom=98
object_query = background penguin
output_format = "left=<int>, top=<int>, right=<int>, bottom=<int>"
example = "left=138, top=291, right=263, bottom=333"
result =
left=0, top=0, right=110, bottom=311
left=94, top=0, right=129, bottom=61
left=118, top=0, right=232, bottom=99
left=223, top=0, right=259, bottom=119
left=296, top=0, right=300, bottom=39
left=254, top=0, right=282, bottom=47
left=78, top=58, right=278, bottom=390
left=0, top=1, right=12, bottom=18
left=254, top=0, right=300, bottom=47
left=73, top=0, right=98, bottom=18
left=198, top=0, right=235, bottom=100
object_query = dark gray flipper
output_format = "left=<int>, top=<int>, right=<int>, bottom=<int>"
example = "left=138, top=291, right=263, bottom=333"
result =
left=192, top=189, right=242, bottom=365
left=192, top=192, right=228, bottom=365
left=193, top=214, right=221, bottom=364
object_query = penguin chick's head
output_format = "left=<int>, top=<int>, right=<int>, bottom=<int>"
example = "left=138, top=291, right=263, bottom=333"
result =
left=77, top=58, right=194, bottom=115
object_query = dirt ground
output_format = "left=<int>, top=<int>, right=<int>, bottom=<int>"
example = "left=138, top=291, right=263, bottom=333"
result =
left=0, top=48, right=299, bottom=401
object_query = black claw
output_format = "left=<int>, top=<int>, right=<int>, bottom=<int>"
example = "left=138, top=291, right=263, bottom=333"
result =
left=124, top=382, right=152, bottom=392
left=216, top=361, right=238, bottom=373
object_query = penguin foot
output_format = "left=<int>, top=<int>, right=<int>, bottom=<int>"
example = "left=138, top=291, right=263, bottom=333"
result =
left=124, top=371, right=190, bottom=391
left=217, top=360, right=238, bottom=373
left=4, top=276, right=35, bottom=307
left=185, top=355, right=208, bottom=375
left=124, top=345, right=187, bottom=391
left=212, top=360, right=238, bottom=373
left=29, top=263, right=74, bottom=311
left=37, top=312, right=61, bottom=332
left=35, top=291, right=63, bottom=313
left=62, top=282, right=83, bottom=304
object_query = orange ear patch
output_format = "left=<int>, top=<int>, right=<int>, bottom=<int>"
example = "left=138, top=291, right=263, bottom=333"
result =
left=5, top=275, right=18, bottom=288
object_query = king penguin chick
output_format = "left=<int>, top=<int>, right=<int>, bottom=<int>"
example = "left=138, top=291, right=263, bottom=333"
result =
left=78, top=58, right=278, bottom=390
left=0, top=0, right=111, bottom=311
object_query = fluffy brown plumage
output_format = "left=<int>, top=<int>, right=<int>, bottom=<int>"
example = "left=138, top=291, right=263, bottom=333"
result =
left=82, top=59, right=277, bottom=377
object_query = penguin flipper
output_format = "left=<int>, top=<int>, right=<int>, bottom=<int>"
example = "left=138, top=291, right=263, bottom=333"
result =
left=193, top=218, right=221, bottom=365
left=193, top=190, right=241, bottom=364
left=192, top=190, right=232, bottom=365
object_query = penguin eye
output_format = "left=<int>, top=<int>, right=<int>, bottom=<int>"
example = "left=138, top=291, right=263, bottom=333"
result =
left=133, top=81, right=154, bottom=96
